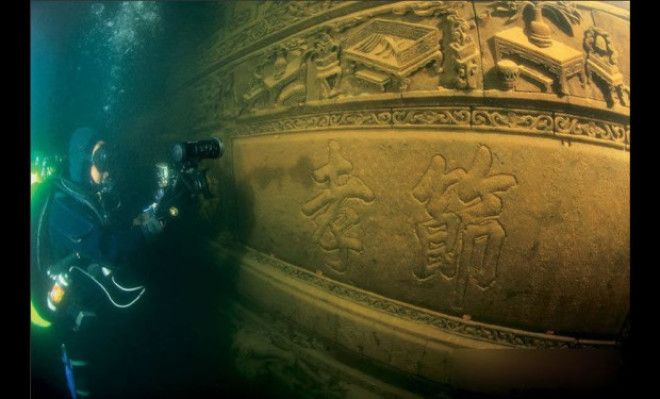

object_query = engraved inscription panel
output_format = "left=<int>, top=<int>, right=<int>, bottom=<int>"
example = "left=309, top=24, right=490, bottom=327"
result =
left=231, top=132, right=629, bottom=335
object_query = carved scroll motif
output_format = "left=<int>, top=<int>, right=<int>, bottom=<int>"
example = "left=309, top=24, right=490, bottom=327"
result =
left=554, top=114, right=628, bottom=145
left=392, top=108, right=471, bottom=127
left=472, top=109, right=554, bottom=133
left=224, top=106, right=628, bottom=150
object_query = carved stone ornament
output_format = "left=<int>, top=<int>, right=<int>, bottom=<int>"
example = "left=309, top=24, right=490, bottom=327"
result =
left=583, top=26, right=630, bottom=107
left=164, top=1, right=630, bottom=395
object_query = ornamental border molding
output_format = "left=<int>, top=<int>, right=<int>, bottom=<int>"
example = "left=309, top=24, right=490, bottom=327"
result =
left=174, top=1, right=629, bottom=93
left=225, top=244, right=617, bottom=350
left=223, top=106, right=629, bottom=150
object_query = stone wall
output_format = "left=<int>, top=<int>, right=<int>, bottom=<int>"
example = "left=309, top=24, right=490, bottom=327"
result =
left=161, top=1, right=629, bottom=395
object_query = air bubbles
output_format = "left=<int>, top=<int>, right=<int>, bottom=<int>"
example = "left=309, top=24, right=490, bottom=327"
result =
left=82, top=1, right=161, bottom=124
left=91, top=3, right=104, bottom=16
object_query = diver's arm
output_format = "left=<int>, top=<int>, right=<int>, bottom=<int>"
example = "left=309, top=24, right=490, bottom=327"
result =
left=98, top=225, right=147, bottom=265
left=50, top=195, right=151, bottom=265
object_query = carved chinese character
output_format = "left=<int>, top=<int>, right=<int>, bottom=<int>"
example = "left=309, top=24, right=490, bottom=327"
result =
left=302, top=141, right=375, bottom=274
left=413, top=145, right=517, bottom=309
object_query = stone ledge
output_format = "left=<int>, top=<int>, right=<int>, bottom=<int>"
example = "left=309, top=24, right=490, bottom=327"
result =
left=218, top=243, right=622, bottom=393
left=219, top=244, right=617, bottom=350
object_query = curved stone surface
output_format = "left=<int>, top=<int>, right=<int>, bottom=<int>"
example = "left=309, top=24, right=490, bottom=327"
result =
left=162, top=1, right=629, bottom=394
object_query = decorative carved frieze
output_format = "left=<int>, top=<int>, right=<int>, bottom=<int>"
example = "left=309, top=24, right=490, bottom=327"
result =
left=178, top=1, right=630, bottom=115
left=226, top=106, right=628, bottom=150
left=471, top=108, right=554, bottom=134
left=230, top=245, right=616, bottom=350
left=554, top=113, right=628, bottom=145
left=392, top=108, right=471, bottom=127
left=202, top=1, right=350, bottom=70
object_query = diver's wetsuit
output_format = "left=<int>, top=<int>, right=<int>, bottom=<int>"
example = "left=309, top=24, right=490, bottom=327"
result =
left=42, top=128, right=154, bottom=398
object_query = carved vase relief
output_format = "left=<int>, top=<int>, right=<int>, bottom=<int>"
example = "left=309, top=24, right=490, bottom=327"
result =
left=302, top=141, right=375, bottom=274
left=412, top=145, right=517, bottom=310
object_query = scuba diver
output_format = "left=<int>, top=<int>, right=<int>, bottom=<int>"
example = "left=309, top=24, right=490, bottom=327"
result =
left=31, top=127, right=164, bottom=398
left=31, top=127, right=223, bottom=398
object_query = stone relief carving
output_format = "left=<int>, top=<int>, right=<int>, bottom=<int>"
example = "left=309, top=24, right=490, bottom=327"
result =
left=487, top=1, right=586, bottom=95
left=471, top=109, right=554, bottom=133
left=186, top=1, right=630, bottom=125
left=492, top=27, right=585, bottom=96
left=483, top=1, right=582, bottom=44
left=308, top=30, right=343, bottom=100
left=481, top=1, right=630, bottom=107
left=241, top=40, right=310, bottom=112
left=222, top=2, right=484, bottom=114
left=343, top=18, right=444, bottom=92
left=302, top=141, right=375, bottom=274
left=208, top=1, right=347, bottom=67
left=445, top=13, right=480, bottom=90
left=232, top=312, right=350, bottom=399
left=555, top=113, right=628, bottom=146
left=227, top=106, right=628, bottom=150
left=168, top=3, right=629, bottom=381
left=583, top=27, right=630, bottom=108
left=392, top=108, right=471, bottom=127
left=391, top=1, right=464, bottom=17
left=412, top=145, right=517, bottom=309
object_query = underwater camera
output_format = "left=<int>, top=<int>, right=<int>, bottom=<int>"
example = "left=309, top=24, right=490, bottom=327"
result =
left=145, top=137, right=224, bottom=222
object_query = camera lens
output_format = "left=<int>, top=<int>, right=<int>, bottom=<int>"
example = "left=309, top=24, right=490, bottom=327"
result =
left=171, top=137, right=223, bottom=164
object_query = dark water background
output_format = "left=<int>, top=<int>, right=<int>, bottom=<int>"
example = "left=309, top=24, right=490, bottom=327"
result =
left=30, top=2, right=261, bottom=398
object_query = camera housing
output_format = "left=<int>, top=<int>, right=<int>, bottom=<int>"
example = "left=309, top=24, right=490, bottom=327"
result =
left=171, top=137, right=224, bottom=166
left=146, top=137, right=224, bottom=222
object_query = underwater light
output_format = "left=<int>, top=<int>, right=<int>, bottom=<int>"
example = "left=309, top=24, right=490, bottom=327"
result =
left=31, top=171, right=41, bottom=185
left=31, top=154, right=64, bottom=187
left=31, top=300, right=51, bottom=328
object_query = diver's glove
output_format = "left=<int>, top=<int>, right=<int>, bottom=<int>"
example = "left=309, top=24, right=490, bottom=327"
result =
left=135, top=211, right=164, bottom=239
